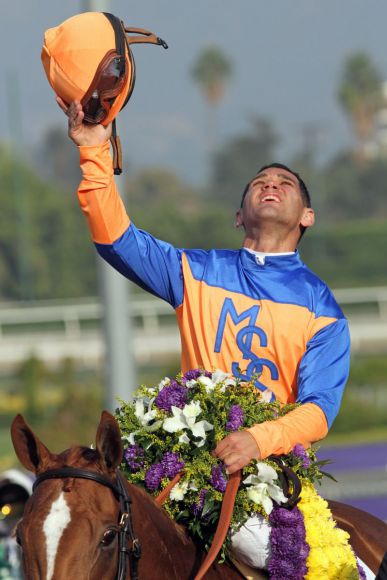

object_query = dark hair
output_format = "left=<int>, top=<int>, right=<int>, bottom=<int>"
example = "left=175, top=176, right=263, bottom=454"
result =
left=239, top=163, right=312, bottom=239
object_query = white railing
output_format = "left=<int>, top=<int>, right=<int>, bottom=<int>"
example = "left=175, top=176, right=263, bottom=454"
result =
left=0, top=286, right=386, bottom=336
left=333, top=286, right=387, bottom=320
left=0, top=295, right=173, bottom=339
left=0, top=287, right=385, bottom=366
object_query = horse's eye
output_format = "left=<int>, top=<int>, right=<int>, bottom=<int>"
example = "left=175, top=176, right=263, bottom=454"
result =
left=101, top=528, right=117, bottom=547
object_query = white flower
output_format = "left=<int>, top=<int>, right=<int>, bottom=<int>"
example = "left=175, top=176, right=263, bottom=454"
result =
left=157, top=377, right=170, bottom=391
left=260, top=389, right=275, bottom=403
left=134, top=398, right=162, bottom=431
left=163, top=406, right=190, bottom=433
left=243, top=462, right=287, bottom=514
left=127, top=432, right=137, bottom=445
left=162, top=402, right=213, bottom=446
left=198, top=375, right=216, bottom=393
left=211, top=369, right=236, bottom=390
left=257, top=462, right=278, bottom=484
left=183, top=401, right=202, bottom=419
left=146, top=420, right=163, bottom=432
left=185, top=379, right=197, bottom=388
left=178, top=433, right=190, bottom=445
left=170, top=481, right=189, bottom=501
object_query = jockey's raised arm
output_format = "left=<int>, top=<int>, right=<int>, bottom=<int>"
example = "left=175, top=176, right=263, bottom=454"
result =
left=61, top=98, right=350, bottom=470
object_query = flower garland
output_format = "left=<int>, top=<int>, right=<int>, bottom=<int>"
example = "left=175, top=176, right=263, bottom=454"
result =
left=116, top=369, right=363, bottom=579
left=268, top=504, right=309, bottom=579
left=298, top=482, right=366, bottom=580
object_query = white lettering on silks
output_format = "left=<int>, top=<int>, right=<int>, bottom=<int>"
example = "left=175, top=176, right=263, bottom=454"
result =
left=43, top=492, right=71, bottom=580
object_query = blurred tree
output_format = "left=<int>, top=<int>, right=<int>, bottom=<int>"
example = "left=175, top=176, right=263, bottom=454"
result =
left=128, top=167, right=199, bottom=210
left=300, top=219, right=387, bottom=288
left=35, top=127, right=81, bottom=193
left=127, top=167, right=241, bottom=250
left=337, top=52, right=383, bottom=163
left=191, top=46, right=233, bottom=152
left=18, top=355, right=46, bottom=423
left=0, top=146, right=96, bottom=300
left=321, top=152, right=387, bottom=221
left=210, top=116, right=278, bottom=207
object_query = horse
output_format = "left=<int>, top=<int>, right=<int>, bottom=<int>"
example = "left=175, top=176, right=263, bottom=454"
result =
left=10, top=411, right=387, bottom=580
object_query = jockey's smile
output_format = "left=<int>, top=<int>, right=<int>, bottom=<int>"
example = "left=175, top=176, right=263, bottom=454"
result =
left=235, top=166, right=315, bottom=253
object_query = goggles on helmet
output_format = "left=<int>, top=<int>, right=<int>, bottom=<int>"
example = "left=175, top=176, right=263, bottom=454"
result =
left=81, top=50, right=128, bottom=124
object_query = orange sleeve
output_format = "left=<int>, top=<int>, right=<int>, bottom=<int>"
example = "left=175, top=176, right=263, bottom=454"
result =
left=247, top=402, right=328, bottom=459
left=77, top=142, right=130, bottom=244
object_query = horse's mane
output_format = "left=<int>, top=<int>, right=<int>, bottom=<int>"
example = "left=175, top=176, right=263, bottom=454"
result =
left=128, top=481, right=193, bottom=546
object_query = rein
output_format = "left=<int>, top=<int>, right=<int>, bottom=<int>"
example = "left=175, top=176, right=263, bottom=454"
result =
left=156, top=456, right=302, bottom=580
left=33, top=467, right=141, bottom=580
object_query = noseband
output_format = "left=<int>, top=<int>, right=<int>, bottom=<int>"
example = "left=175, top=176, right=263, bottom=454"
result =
left=33, top=467, right=141, bottom=580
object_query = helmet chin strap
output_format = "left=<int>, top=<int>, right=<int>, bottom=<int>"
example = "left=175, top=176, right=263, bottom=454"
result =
left=110, top=120, right=123, bottom=175
left=102, top=12, right=168, bottom=175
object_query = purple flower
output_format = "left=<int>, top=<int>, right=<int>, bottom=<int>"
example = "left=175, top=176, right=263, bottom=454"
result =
left=292, top=444, right=311, bottom=469
left=356, top=557, right=367, bottom=580
left=190, top=489, right=208, bottom=516
left=182, top=369, right=203, bottom=381
left=124, top=444, right=145, bottom=472
left=161, top=452, right=185, bottom=479
left=268, top=505, right=309, bottom=580
left=226, top=404, right=244, bottom=431
left=155, top=381, right=188, bottom=412
left=182, top=369, right=212, bottom=384
left=210, top=464, right=228, bottom=493
left=145, top=463, right=164, bottom=491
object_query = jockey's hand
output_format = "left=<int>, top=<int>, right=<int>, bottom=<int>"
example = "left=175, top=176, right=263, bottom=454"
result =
left=56, top=98, right=112, bottom=147
left=214, top=431, right=261, bottom=475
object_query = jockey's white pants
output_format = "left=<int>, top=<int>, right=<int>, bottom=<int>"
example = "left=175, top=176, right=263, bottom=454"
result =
left=230, top=515, right=271, bottom=570
left=230, top=514, right=376, bottom=579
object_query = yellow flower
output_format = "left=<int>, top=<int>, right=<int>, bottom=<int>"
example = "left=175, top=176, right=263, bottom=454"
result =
left=299, top=481, right=360, bottom=580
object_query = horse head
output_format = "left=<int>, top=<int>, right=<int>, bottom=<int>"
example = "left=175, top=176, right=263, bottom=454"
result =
left=10, top=412, right=247, bottom=580
left=11, top=411, right=126, bottom=580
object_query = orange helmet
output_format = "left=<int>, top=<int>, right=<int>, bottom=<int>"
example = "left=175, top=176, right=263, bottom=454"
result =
left=41, top=12, right=168, bottom=172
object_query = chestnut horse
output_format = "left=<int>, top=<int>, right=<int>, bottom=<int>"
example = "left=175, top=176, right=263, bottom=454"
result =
left=11, top=412, right=387, bottom=580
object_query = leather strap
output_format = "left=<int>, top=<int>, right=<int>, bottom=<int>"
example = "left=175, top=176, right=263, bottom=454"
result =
left=194, top=470, right=242, bottom=580
left=124, top=27, right=168, bottom=49
left=155, top=461, right=301, bottom=579
left=110, top=120, right=123, bottom=175
left=155, top=472, right=183, bottom=505
left=33, top=467, right=121, bottom=496
left=268, top=456, right=301, bottom=507
left=155, top=470, right=241, bottom=578
left=102, top=14, right=168, bottom=175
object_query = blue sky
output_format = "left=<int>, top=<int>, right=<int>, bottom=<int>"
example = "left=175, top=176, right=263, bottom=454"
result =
left=1, top=0, right=387, bottom=184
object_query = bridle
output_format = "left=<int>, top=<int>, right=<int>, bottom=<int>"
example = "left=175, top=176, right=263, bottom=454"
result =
left=32, top=459, right=301, bottom=580
left=33, top=467, right=141, bottom=580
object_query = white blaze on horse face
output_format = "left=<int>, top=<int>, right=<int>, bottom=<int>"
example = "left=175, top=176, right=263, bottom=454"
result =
left=43, top=492, right=71, bottom=580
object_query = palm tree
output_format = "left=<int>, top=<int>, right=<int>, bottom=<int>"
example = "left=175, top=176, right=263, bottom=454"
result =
left=338, top=52, right=383, bottom=162
left=191, top=46, right=233, bottom=153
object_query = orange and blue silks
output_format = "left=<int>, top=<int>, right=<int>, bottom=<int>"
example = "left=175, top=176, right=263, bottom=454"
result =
left=77, top=142, right=350, bottom=457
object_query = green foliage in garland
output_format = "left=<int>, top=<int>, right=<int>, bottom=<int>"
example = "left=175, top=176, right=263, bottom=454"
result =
left=116, top=369, right=327, bottom=558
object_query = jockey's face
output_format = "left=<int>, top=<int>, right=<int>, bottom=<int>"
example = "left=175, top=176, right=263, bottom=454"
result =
left=235, top=167, right=315, bottom=245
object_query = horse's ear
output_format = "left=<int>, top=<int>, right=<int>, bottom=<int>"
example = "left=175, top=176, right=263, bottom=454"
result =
left=11, top=414, right=52, bottom=474
left=95, top=411, right=123, bottom=471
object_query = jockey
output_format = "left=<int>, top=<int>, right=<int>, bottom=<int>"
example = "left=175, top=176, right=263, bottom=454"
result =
left=59, top=99, right=350, bottom=475
left=57, top=99, right=352, bottom=573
